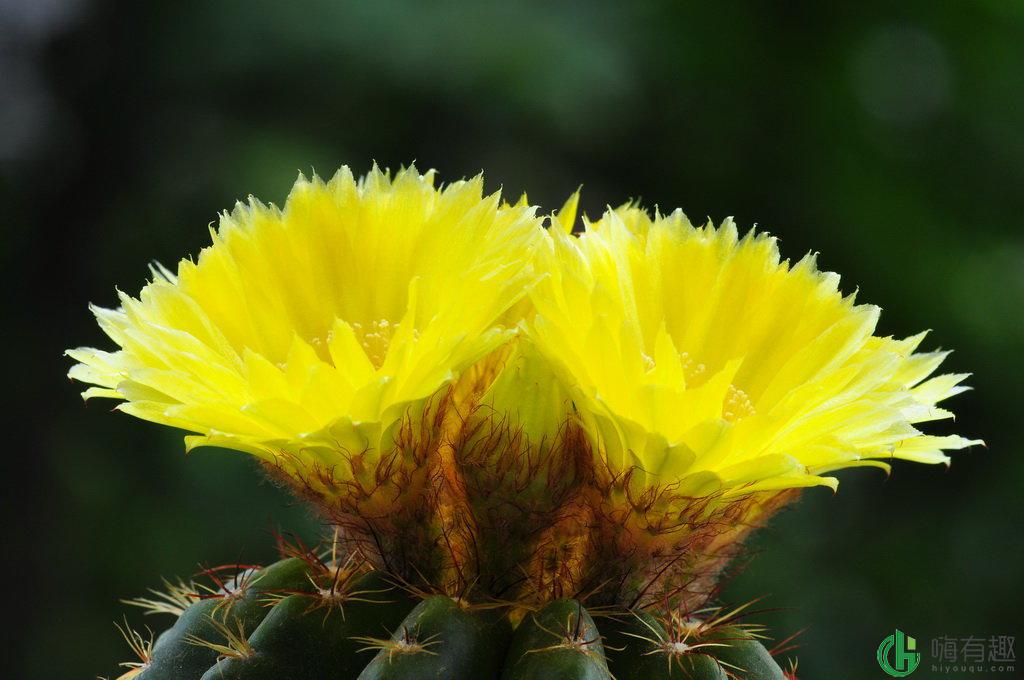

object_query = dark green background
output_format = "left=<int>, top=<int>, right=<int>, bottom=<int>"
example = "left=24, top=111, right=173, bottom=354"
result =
left=3, top=2, right=1021, bottom=678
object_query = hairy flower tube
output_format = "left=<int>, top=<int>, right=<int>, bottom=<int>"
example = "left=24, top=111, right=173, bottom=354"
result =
left=68, top=166, right=978, bottom=609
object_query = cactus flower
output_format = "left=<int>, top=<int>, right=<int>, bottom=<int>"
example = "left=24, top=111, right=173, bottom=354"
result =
left=69, top=166, right=979, bottom=659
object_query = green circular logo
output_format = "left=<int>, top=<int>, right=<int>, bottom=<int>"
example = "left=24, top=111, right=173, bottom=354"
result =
left=877, top=629, right=921, bottom=677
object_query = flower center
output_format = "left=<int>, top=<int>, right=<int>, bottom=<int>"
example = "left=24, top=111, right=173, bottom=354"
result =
left=678, top=351, right=708, bottom=382
left=643, top=350, right=757, bottom=422
left=350, top=318, right=398, bottom=369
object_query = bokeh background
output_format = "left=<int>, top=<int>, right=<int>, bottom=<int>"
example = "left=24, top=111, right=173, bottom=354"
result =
left=4, top=1, right=1022, bottom=677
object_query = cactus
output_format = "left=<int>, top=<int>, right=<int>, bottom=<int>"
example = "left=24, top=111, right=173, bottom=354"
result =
left=70, top=166, right=975, bottom=680
left=115, top=549, right=789, bottom=680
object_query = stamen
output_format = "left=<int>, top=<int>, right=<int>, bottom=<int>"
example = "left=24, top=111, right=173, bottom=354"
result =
left=679, top=351, right=707, bottom=382
left=646, top=350, right=755, bottom=421
left=641, top=353, right=656, bottom=372
left=348, top=319, right=414, bottom=369
left=723, top=384, right=756, bottom=421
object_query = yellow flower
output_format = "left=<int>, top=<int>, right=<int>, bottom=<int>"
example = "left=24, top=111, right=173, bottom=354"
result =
left=528, top=200, right=980, bottom=497
left=67, top=166, right=542, bottom=476
left=67, top=170, right=982, bottom=607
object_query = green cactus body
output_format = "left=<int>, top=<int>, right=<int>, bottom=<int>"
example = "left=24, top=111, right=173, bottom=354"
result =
left=703, top=627, right=786, bottom=680
left=199, top=571, right=417, bottom=680
left=356, top=595, right=512, bottom=680
left=120, top=557, right=785, bottom=680
left=601, top=610, right=663, bottom=677
left=501, top=599, right=609, bottom=680
left=136, top=557, right=313, bottom=680
left=602, top=611, right=727, bottom=680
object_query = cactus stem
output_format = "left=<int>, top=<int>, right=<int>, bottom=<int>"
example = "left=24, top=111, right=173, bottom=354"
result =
left=185, top=616, right=254, bottom=662
left=677, top=598, right=769, bottom=641
left=312, top=551, right=364, bottom=598
left=525, top=603, right=604, bottom=661
left=257, top=552, right=406, bottom=626
left=623, top=615, right=726, bottom=659
left=351, top=625, right=442, bottom=662
left=190, top=563, right=264, bottom=615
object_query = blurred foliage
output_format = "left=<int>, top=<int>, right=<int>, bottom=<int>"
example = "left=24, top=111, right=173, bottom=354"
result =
left=2, top=1, right=1021, bottom=677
